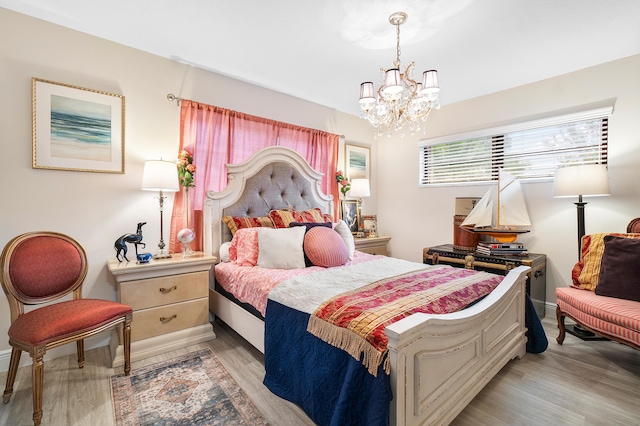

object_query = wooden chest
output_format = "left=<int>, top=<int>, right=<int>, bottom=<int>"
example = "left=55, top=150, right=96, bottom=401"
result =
left=423, top=244, right=546, bottom=318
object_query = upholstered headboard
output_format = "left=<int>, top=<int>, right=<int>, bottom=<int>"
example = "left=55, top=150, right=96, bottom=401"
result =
left=204, top=146, right=334, bottom=259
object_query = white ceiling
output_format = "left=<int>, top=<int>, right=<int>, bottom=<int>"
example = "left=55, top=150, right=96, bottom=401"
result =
left=2, top=0, right=640, bottom=116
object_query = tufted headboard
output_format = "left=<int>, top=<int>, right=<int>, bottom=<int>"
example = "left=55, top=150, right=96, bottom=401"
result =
left=203, top=146, right=334, bottom=259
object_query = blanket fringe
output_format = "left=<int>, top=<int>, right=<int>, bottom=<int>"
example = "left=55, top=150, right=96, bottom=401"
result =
left=307, top=316, right=390, bottom=376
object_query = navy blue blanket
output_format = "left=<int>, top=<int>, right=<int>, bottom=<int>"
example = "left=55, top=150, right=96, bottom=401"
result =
left=263, top=293, right=546, bottom=426
left=263, top=300, right=392, bottom=426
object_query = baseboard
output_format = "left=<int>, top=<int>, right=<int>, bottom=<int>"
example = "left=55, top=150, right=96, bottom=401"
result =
left=109, top=323, right=216, bottom=368
left=544, top=301, right=555, bottom=321
left=0, top=331, right=111, bottom=373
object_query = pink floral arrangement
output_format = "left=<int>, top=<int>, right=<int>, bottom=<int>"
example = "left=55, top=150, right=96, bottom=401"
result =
left=178, top=150, right=196, bottom=188
left=335, top=170, right=350, bottom=196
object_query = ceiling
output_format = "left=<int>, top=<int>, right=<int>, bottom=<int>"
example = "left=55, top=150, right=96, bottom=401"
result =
left=2, top=0, right=640, bottom=116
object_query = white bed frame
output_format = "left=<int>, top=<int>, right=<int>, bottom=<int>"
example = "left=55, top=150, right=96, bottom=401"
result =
left=204, top=146, right=529, bottom=425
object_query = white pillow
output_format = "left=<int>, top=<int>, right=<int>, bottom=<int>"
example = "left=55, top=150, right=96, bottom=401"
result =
left=219, top=242, right=231, bottom=262
left=333, top=220, right=355, bottom=260
left=257, top=226, right=306, bottom=269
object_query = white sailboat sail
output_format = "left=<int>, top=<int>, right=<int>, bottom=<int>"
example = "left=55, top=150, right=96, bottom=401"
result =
left=499, top=171, right=531, bottom=227
left=460, top=186, right=495, bottom=228
left=460, top=169, right=531, bottom=230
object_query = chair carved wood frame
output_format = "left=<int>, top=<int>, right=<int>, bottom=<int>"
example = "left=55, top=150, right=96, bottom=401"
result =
left=0, top=232, right=133, bottom=426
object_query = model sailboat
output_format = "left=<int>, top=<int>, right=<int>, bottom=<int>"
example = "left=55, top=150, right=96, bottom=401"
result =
left=460, top=169, right=531, bottom=242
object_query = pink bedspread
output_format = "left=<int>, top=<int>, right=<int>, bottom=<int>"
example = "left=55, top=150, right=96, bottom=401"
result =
left=215, top=251, right=377, bottom=316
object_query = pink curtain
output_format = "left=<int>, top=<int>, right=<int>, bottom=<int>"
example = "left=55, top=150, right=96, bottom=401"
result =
left=169, top=100, right=340, bottom=253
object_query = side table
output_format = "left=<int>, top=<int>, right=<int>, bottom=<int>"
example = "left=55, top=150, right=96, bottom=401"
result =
left=354, top=236, right=391, bottom=256
left=107, top=252, right=217, bottom=367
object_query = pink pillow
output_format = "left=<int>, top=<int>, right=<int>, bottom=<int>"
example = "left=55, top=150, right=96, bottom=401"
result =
left=229, top=228, right=260, bottom=266
left=303, top=227, right=348, bottom=268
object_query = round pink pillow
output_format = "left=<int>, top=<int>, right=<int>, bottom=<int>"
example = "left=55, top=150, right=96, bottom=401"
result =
left=303, top=226, right=349, bottom=268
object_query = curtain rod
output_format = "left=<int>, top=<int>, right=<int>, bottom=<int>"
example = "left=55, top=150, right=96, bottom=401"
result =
left=167, top=93, right=183, bottom=105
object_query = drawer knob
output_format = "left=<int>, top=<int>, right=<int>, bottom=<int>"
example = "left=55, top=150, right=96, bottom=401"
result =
left=160, top=314, right=177, bottom=323
left=159, top=285, right=177, bottom=294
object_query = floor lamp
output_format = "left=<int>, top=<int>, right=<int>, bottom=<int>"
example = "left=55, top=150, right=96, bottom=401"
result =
left=553, top=164, right=611, bottom=256
left=142, top=159, right=180, bottom=259
left=553, top=164, right=610, bottom=339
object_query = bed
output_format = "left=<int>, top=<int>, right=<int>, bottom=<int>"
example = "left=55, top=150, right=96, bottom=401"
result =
left=203, top=146, right=529, bottom=425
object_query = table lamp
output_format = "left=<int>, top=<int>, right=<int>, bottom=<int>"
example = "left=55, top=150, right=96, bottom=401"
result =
left=142, top=159, right=180, bottom=259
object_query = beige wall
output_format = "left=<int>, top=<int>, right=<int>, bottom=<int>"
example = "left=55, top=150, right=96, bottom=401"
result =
left=377, top=54, right=640, bottom=316
left=0, top=8, right=375, bottom=369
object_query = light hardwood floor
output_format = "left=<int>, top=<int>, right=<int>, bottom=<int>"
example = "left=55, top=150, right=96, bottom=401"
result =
left=1, top=317, right=638, bottom=425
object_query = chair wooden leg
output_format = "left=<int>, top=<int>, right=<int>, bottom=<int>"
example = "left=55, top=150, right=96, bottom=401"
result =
left=123, top=314, right=132, bottom=376
left=77, top=339, right=85, bottom=369
left=32, top=353, right=44, bottom=426
left=3, top=348, right=22, bottom=403
left=556, top=305, right=566, bottom=345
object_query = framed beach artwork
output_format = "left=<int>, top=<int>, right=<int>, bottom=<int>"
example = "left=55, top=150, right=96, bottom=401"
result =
left=345, top=144, right=370, bottom=181
left=32, top=78, right=125, bottom=173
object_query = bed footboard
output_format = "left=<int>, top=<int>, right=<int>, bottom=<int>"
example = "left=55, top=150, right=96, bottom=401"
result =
left=385, top=265, right=529, bottom=426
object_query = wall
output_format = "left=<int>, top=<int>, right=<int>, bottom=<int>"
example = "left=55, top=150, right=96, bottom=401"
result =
left=0, top=8, right=375, bottom=370
left=377, top=54, right=640, bottom=316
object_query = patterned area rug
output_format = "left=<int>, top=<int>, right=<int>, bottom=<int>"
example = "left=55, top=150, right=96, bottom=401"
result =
left=111, top=348, right=268, bottom=425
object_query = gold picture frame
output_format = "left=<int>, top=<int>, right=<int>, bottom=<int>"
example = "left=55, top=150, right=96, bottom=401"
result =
left=341, top=200, right=360, bottom=234
left=362, top=215, right=378, bottom=238
left=32, top=78, right=125, bottom=173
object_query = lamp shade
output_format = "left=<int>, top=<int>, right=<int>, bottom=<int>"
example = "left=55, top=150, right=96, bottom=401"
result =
left=382, top=69, right=403, bottom=95
left=359, top=82, right=375, bottom=103
left=141, top=160, right=179, bottom=192
left=553, top=164, right=610, bottom=198
left=421, top=70, right=440, bottom=94
left=350, top=178, right=371, bottom=198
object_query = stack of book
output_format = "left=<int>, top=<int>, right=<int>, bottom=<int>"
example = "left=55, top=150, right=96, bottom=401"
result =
left=476, top=241, right=527, bottom=256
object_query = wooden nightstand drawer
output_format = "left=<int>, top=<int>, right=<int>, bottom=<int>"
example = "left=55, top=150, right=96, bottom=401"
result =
left=120, top=271, right=209, bottom=310
left=354, top=236, right=391, bottom=256
left=131, top=298, right=209, bottom=342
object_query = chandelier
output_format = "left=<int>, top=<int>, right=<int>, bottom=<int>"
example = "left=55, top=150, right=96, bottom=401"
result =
left=358, top=12, right=440, bottom=137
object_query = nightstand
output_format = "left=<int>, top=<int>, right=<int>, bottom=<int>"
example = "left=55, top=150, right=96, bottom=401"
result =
left=107, top=252, right=217, bottom=367
left=354, top=236, right=391, bottom=256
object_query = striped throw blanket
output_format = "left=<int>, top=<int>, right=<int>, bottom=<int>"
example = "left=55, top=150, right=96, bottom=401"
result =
left=307, top=267, right=503, bottom=376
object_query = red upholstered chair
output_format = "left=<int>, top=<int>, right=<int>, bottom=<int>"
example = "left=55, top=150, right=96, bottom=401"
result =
left=0, top=232, right=133, bottom=426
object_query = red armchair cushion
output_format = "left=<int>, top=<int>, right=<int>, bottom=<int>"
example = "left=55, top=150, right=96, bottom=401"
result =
left=8, top=299, right=132, bottom=347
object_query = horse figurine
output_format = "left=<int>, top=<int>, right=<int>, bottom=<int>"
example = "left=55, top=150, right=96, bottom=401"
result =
left=114, top=222, right=146, bottom=262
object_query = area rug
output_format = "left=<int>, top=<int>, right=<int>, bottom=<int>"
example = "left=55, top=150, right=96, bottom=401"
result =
left=111, top=348, right=268, bottom=425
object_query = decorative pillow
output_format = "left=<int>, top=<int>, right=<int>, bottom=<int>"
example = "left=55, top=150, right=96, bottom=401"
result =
left=229, top=228, right=260, bottom=266
left=269, top=208, right=328, bottom=228
left=304, top=227, right=349, bottom=268
left=222, top=215, right=274, bottom=235
left=257, top=227, right=306, bottom=269
left=289, top=222, right=333, bottom=266
left=595, top=236, right=640, bottom=302
left=219, top=242, right=231, bottom=263
left=333, top=220, right=355, bottom=260
left=572, top=232, right=640, bottom=290
left=289, top=221, right=333, bottom=232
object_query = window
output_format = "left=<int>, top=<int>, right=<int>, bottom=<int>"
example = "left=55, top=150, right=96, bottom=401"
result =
left=419, top=107, right=611, bottom=186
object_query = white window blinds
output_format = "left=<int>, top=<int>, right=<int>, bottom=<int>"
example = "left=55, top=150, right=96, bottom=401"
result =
left=419, top=107, right=611, bottom=186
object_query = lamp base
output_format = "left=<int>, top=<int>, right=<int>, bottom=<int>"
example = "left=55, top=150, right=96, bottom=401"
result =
left=153, top=249, right=172, bottom=259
